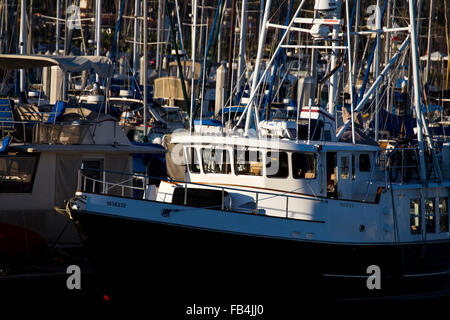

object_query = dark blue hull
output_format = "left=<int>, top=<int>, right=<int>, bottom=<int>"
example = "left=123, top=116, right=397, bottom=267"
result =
left=71, top=208, right=450, bottom=306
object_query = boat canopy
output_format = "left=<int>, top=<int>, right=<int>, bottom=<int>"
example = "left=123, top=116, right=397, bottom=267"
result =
left=0, top=54, right=113, bottom=77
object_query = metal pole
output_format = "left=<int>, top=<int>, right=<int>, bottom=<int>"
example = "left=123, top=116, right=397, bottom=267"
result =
left=133, top=0, right=140, bottom=79
left=56, top=0, right=60, bottom=53
left=408, top=0, right=427, bottom=182
left=156, top=0, right=161, bottom=75
left=226, top=0, right=237, bottom=104
left=424, top=0, right=434, bottom=85
left=352, top=0, right=360, bottom=86
left=237, top=0, right=248, bottom=98
left=346, top=0, right=355, bottom=144
left=95, top=0, right=102, bottom=83
left=19, top=0, right=26, bottom=92
left=190, top=0, right=198, bottom=133
left=143, top=0, right=148, bottom=138
left=374, top=0, right=381, bottom=142
left=327, top=1, right=342, bottom=120
left=244, top=0, right=273, bottom=133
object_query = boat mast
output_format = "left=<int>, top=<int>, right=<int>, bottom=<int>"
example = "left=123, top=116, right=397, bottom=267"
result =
left=95, top=0, right=102, bottom=82
left=56, top=0, right=61, bottom=53
left=190, top=0, right=198, bottom=133
left=143, top=0, right=148, bottom=138
left=244, top=0, right=272, bottom=133
left=327, top=0, right=341, bottom=120
left=19, top=0, right=26, bottom=93
left=374, top=0, right=381, bottom=142
left=237, top=0, right=247, bottom=100
left=226, top=0, right=237, bottom=106
left=133, top=0, right=140, bottom=82
left=408, top=0, right=427, bottom=182
left=156, top=0, right=161, bottom=76
left=424, top=0, right=434, bottom=85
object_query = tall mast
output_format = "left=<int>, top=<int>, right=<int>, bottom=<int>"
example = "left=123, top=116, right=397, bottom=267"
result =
left=327, top=0, right=341, bottom=120
left=133, top=0, right=140, bottom=80
left=19, top=0, right=26, bottom=93
left=408, top=0, right=427, bottom=182
left=156, top=0, right=162, bottom=76
left=244, top=0, right=273, bottom=133
left=374, top=0, right=381, bottom=141
left=424, top=0, right=434, bottom=85
left=95, top=0, right=102, bottom=82
left=56, top=0, right=61, bottom=53
left=226, top=0, right=237, bottom=105
left=190, top=0, right=198, bottom=133
left=143, top=0, right=148, bottom=138
left=237, top=0, right=247, bottom=99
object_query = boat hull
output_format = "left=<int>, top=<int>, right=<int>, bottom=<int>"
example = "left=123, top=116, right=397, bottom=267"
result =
left=71, top=207, right=450, bottom=303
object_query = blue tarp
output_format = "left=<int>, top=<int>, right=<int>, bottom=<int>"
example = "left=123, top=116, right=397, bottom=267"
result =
left=0, top=136, right=11, bottom=152
left=193, top=119, right=223, bottom=126
left=217, top=107, right=246, bottom=114
left=369, top=109, right=416, bottom=137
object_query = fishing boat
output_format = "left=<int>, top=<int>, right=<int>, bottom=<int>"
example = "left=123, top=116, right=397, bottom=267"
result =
left=67, top=0, right=450, bottom=303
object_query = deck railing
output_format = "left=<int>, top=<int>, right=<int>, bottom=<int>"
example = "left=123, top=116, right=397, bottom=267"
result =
left=76, top=168, right=327, bottom=218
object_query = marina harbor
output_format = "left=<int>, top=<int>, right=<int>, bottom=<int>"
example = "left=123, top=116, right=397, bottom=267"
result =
left=0, top=0, right=449, bottom=314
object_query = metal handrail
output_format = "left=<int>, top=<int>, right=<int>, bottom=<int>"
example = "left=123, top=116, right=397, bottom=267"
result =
left=76, top=168, right=328, bottom=217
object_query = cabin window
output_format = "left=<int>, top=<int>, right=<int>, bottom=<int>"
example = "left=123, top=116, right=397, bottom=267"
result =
left=359, top=154, right=371, bottom=172
left=409, top=199, right=421, bottom=234
left=0, top=155, right=39, bottom=193
left=340, top=156, right=350, bottom=180
left=439, top=198, right=449, bottom=232
left=266, top=151, right=289, bottom=178
left=235, top=149, right=263, bottom=176
left=202, top=148, right=231, bottom=174
left=292, top=152, right=317, bottom=179
left=187, top=147, right=201, bottom=174
left=425, top=198, right=436, bottom=233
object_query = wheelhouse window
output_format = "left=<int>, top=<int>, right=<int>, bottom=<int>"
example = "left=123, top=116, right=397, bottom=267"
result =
left=340, top=156, right=350, bottom=179
left=425, top=198, right=436, bottom=233
left=359, top=154, right=371, bottom=172
left=266, top=151, right=289, bottom=178
left=439, top=198, right=449, bottom=232
left=410, top=199, right=421, bottom=234
left=292, top=152, right=317, bottom=179
left=235, top=149, right=262, bottom=176
left=187, top=147, right=201, bottom=173
left=0, top=155, right=39, bottom=193
left=202, top=148, right=231, bottom=174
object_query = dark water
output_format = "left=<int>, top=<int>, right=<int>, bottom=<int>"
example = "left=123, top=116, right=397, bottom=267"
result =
left=1, top=265, right=448, bottom=317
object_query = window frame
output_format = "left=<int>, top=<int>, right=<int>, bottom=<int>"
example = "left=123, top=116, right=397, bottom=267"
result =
left=266, top=151, right=289, bottom=179
left=439, top=197, right=449, bottom=233
left=187, top=147, right=201, bottom=174
left=292, top=152, right=317, bottom=180
left=425, top=198, right=436, bottom=233
left=0, top=153, right=40, bottom=193
left=359, top=154, right=371, bottom=172
left=409, top=198, right=422, bottom=235
left=340, top=156, right=350, bottom=180
left=234, top=148, right=263, bottom=176
left=201, top=147, right=232, bottom=175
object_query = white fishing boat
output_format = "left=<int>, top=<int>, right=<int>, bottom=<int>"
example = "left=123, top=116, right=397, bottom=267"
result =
left=67, top=0, right=450, bottom=303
